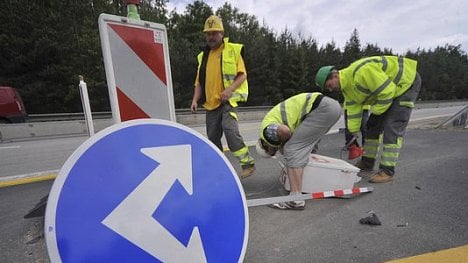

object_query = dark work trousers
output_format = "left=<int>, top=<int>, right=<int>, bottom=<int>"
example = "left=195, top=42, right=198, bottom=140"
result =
left=205, top=103, right=246, bottom=152
left=362, top=73, right=422, bottom=175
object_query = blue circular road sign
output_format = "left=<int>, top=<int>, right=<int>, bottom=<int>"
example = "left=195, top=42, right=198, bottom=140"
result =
left=45, top=119, right=249, bottom=262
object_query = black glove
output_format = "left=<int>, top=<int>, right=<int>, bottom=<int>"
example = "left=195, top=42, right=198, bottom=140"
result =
left=359, top=213, right=382, bottom=225
left=366, top=114, right=384, bottom=128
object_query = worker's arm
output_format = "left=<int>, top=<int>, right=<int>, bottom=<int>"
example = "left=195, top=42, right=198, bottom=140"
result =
left=345, top=101, right=364, bottom=134
left=191, top=64, right=202, bottom=113
left=191, top=84, right=202, bottom=113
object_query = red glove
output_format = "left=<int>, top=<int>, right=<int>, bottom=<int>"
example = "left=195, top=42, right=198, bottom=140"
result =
left=348, top=144, right=364, bottom=160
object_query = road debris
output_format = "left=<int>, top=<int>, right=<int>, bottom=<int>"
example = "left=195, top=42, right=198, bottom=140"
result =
left=359, top=213, right=382, bottom=226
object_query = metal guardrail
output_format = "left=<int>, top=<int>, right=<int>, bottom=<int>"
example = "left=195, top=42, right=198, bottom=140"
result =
left=28, top=106, right=274, bottom=122
left=27, top=100, right=468, bottom=123
left=435, top=105, right=468, bottom=128
left=28, top=112, right=112, bottom=122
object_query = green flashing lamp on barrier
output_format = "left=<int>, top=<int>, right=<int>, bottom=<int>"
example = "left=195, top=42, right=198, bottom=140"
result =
left=126, top=0, right=141, bottom=20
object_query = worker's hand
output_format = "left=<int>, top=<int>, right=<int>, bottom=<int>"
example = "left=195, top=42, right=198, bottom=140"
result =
left=347, top=144, right=364, bottom=159
left=351, top=133, right=360, bottom=145
left=190, top=101, right=198, bottom=113
left=221, top=88, right=233, bottom=103
left=344, top=133, right=359, bottom=150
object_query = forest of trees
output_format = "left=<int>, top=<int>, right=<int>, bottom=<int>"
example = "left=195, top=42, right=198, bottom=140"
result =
left=1, top=0, right=467, bottom=114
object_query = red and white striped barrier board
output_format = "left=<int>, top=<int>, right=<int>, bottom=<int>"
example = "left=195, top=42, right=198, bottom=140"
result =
left=246, top=187, right=373, bottom=207
left=98, top=14, right=176, bottom=123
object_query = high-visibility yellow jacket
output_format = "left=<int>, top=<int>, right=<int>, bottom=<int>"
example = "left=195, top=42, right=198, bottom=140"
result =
left=260, top=92, right=323, bottom=145
left=339, top=56, right=418, bottom=133
left=344, top=103, right=371, bottom=111
left=197, top=38, right=249, bottom=107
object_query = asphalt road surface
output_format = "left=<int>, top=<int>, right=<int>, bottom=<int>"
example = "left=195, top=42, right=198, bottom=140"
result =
left=1, top=126, right=467, bottom=262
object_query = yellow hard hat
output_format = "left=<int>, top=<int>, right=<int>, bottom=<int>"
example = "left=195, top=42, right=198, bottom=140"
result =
left=203, top=15, right=224, bottom=32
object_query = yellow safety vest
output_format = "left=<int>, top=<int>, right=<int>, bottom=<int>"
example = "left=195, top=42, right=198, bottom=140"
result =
left=260, top=93, right=323, bottom=146
left=340, top=56, right=418, bottom=133
left=197, top=38, right=249, bottom=107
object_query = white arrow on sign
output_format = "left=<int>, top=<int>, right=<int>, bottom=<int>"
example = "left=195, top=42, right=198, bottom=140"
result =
left=102, top=144, right=207, bottom=263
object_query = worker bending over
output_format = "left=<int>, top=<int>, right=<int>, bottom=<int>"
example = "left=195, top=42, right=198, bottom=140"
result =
left=315, top=56, right=421, bottom=183
left=256, top=92, right=341, bottom=210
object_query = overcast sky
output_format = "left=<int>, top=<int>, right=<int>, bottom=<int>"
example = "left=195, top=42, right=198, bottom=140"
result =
left=166, top=0, right=468, bottom=54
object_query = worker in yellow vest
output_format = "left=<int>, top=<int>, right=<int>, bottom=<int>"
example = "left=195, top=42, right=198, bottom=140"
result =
left=315, top=56, right=421, bottom=183
left=256, top=93, right=341, bottom=209
left=191, top=15, right=255, bottom=178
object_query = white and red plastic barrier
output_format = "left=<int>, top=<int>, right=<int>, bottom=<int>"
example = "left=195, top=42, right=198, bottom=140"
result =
left=246, top=187, right=373, bottom=207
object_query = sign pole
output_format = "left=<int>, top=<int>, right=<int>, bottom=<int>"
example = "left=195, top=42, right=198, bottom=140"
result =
left=78, top=75, right=95, bottom=136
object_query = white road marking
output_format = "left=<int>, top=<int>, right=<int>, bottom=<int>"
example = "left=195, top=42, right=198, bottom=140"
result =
left=0, top=145, right=20, bottom=150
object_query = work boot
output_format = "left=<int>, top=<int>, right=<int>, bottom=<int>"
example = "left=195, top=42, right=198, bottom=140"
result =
left=241, top=165, right=255, bottom=179
left=368, top=170, right=393, bottom=183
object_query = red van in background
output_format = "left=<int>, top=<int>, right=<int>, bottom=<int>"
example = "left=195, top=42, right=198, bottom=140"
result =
left=0, top=86, right=28, bottom=123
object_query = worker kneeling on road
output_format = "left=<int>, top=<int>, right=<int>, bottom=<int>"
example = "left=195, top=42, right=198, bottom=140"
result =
left=315, top=56, right=421, bottom=183
left=256, top=92, right=341, bottom=210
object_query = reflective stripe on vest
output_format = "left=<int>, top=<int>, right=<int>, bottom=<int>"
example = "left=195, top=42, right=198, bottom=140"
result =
left=279, top=93, right=312, bottom=126
left=352, top=56, right=414, bottom=104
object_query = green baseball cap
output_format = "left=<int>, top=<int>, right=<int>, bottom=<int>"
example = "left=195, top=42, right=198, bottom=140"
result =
left=315, top=65, right=335, bottom=89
